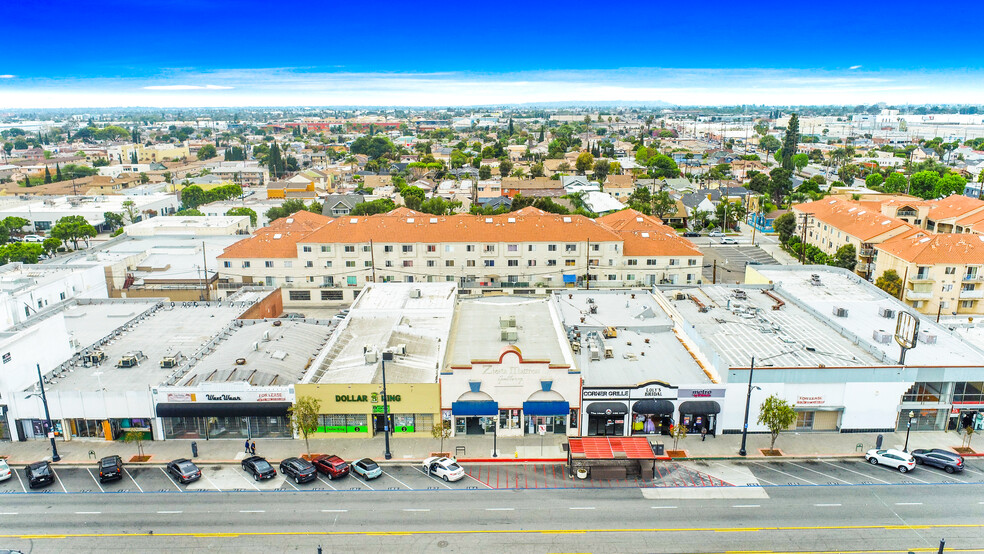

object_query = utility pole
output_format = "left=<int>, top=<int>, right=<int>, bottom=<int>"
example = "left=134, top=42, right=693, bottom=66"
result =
left=369, top=239, right=376, bottom=283
left=712, top=259, right=717, bottom=284
left=799, top=213, right=810, bottom=264
left=585, top=239, right=590, bottom=290
left=200, top=241, right=209, bottom=301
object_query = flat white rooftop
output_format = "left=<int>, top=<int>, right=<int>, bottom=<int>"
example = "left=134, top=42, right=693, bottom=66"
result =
left=447, top=296, right=572, bottom=366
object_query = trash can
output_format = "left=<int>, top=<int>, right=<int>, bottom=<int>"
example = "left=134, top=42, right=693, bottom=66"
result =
left=654, top=443, right=665, bottom=456
left=191, top=441, right=198, bottom=458
left=875, top=434, right=883, bottom=449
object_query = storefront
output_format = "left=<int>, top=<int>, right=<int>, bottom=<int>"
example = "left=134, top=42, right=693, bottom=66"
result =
left=583, top=383, right=727, bottom=437
left=792, top=395, right=843, bottom=431
left=295, top=383, right=440, bottom=438
left=152, top=385, right=294, bottom=440
left=0, top=406, right=11, bottom=441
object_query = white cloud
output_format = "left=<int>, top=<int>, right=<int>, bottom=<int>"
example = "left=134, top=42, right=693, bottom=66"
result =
left=0, top=75, right=14, bottom=79
left=849, top=65, right=863, bottom=70
left=141, top=84, right=233, bottom=90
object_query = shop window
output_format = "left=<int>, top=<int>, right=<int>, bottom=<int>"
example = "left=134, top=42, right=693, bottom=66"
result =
left=499, top=409, right=521, bottom=430
left=902, top=382, right=945, bottom=403
left=953, top=382, right=984, bottom=404
left=289, top=291, right=311, bottom=301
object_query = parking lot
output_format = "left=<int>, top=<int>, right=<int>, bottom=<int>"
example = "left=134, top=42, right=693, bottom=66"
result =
left=1, top=457, right=981, bottom=495
left=701, top=244, right=779, bottom=282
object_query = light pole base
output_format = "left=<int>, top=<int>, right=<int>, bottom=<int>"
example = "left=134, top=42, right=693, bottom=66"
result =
left=384, top=452, right=392, bottom=460
left=738, top=449, right=746, bottom=457
left=51, top=454, right=61, bottom=462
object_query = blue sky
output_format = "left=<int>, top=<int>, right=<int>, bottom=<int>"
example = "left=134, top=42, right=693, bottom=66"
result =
left=1, top=0, right=982, bottom=107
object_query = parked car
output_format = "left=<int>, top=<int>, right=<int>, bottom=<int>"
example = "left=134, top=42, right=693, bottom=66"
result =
left=911, top=448, right=964, bottom=473
left=350, top=458, right=382, bottom=480
left=0, top=459, right=12, bottom=482
left=864, top=448, right=916, bottom=473
left=242, top=456, right=277, bottom=481
left=279, top=457, right=317, bottom=484
left=720, top=237, right=738, bottom=245
left=312, top=455, right=350, bottom=480
left=423, top=456, right=465, bottom=482
left=25, top=461, right=54, bottom=489
left=166, top=458, right=201, bottom=484
left=682, top=232, right=700, bottom=237
left=97, top=455, right=123, bottom=483
left=22, top=235, right=44, bottom=243
left=709, top=231, right=725, bottom=237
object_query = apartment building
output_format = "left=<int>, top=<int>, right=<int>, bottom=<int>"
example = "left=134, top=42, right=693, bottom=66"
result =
left=873, top=231, right=984, bottom=315
left=205, top=161, right=270, bottom=187
left=792, top=198, right=916, bottom=279
left=216, top=207, right=703, bottom=305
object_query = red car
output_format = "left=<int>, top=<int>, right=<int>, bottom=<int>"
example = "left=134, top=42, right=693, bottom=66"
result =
left=312, top=455, right=350, bottom=480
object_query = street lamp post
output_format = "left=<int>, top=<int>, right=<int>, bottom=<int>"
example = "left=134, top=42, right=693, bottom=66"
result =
left=738, top=356, right=755, bottom=457
left=903, top=410, right=915, bottom=452
left=492, top=418, right=498, bottom=458
left=34, top=363, right=60, bottom=462
left=381, top=351, right=393, bottom=460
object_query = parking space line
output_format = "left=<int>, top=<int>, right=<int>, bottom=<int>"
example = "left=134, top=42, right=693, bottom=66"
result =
left=75, top=511, right=101, bottom=514
left=85, top=468, right=106, bottom=493
left=283, top=479, right=299, bottom=491
left=896, top=502, right=922, bottom=506
left=239, top=510, right=265, bottom=513
left=349, top=473, right=375, bottom=491
left=157, top=511, right=182, bottom=514
left=13, top=468, right=27, bottom=492
left=403, top=508, right=430, bottom=512
left=52, top=469, right=68, bottom=493
left=651, top=506, right=678, bottom=509
left=122, top=468, right=144, bottom=493
left=751, top=462, right=818, bottom=485
left=411, top=466, right=451, bottom=489
left=235, top=473, right=259, bottom=491
left=466, top=473, right=493, bottom=489
left=733, top=504, right=760, bottom=508
left=486, top=508, right=514, bottom=511
left=159, top=468, right=183, bottom=492
left=381, top=470, right=412, bottom=490
left=569, top=507, right=595, bottom=510
left=897, top=472, right=931, bottom=484
left=817, top=460, right=891, bottom=484
left=935, top=472, right=970, bottom=483
left=315, top=476, right=338, bottom=491
left=785, top=461, right=853, bottom=484
left=814, top=503, right=841, bottom=507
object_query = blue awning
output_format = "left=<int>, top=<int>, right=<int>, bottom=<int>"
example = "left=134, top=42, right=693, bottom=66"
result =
left=523, top=401, right=570, bottom=416
left=452, top=400, right=499, bottom=416
left=562, top=274, right=577, bottom=283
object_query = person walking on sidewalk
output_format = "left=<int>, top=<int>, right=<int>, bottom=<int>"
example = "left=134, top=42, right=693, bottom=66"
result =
left=701, top=427, right=707, bottom=442
left=245, top=439, right=250, bottom=453
left=250, top=441, right=256, bottom=456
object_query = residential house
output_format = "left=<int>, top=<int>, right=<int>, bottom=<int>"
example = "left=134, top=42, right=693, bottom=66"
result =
left=266, top=179, right=316, bottom=200
left=321, top=194, right=366, bottom=217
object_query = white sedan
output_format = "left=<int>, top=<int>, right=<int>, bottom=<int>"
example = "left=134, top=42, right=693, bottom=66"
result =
left=0, top=459, right=11, bottom=481
left=423, top=456, right=465, bottom=482
left=865, top=448, right=916, bottom=473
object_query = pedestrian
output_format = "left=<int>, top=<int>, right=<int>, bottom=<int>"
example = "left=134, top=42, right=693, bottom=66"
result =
left=245, top=439, right=250, bottom=453
left=701, top=427, right=707, bottom=442
left=250, top=440, right=256, bottom=456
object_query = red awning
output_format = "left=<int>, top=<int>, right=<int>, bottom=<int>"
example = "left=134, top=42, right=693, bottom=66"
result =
left=568, top=437, right=656, bottom=460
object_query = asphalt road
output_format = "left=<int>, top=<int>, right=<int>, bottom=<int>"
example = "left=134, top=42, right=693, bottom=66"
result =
left=1, top=463, right=983, bottom=553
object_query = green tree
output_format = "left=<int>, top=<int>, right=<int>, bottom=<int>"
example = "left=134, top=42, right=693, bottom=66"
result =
left=935, top=173, right=966, bottom=198
left=833, top=244, right=857, bottom=271
left=749, top=172, right=771, bottom=194
left=908, top=171, right=941, bottom=199
left=288, top=396, right=322, bottom=456
left=651, top=191, right=677, bottom=220
left=593, top=160, right=611, bottom=182
left=478, top=165, right=492, bottom=180
left=55, top=163, right=62, bottom=182
left=267, top=142, right=285, bottom=179
left=715, top=200, right=746, bottom=230
left=773, top=212, right=797, bottom=244
left=498, top=159, right=514, bottom=177
left=43, top=166, right=52, bottom=184
left=757, top=394, right=797, bottom=451
left=103, top=211, right=125, bottom=231
left=122, top=429, right=146, bottom=458
left=875, top=270, right=903, bottom=298
left=196, top=144, right=217, bottom=160
left=49, top=215, right=97, bottom=250
left=648, top=154, right=680, bottom=179
left=264, top=199, right=308, bottom=221
left=42, top=237, right=61, bottom=256
left=174, top=208, right=204, bottom=216
left=865, top=174, right=884, bottom=188
left=781, top=114, right=800, bottom=171
left=530, top=162, right=544, bottom=178
left=350, top=136, right=395, bottom=160
left=0, top=242, right=44, bottom=264
left=883, top=172, right=907, bottom=193
left=401, top=186, right=426, bottom=211
left=575, top=152, right=594, bottom=174
left=180, top=185, right=208, bottom=209
left=759, top=135, right=782, bottom=162
left=431, top=419, right=453, bottom=456
left=225, top=207, right=258, bottom=226
left=792, top=153, right=809, bottom=172
left=838, top=164, right=860, bottom=184
left=350, top=199, right=396, bottom=216
left=768, top=168, right=793, bottom=206
left=419, top=197, right=461, bottom=215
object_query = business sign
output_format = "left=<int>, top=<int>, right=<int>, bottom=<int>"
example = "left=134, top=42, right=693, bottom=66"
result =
left=158, top=388, right=293, bottom=404
left=583, top=389, right=630, bottom=399
left=678, top=387, right=726, bottom=399
left=584, top=381, right=701, bottom=401
left=167, top=393, right=194, bottom=402
left=2, top=352, right=10, bottom=364
left=796, top=395, right=825, bottom=406
left=336, top=394, right=402, bottom=403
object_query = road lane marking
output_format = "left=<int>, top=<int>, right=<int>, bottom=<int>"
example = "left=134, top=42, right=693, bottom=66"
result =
left=157, top=511, right=182, bottom=514
left=785, top=461, right=853, bottom=484
left=751, top=462, right=818, bottom=485
left=349, top=473, right=376, bottom=491
left=895, top=502, right=923, bottom=505
left=411, top=466, right=450, bottom=489
left=75, top=511, right=101, bottom=514
left=159, top=468, right=183, bottom=492
left=814, top=503, right=841, bottom=507
left=403, top=509, right=430, bottom=512
left=315, top=476, right=338, bottom=491
left=0, top=513, right=18, bottom=515
left=381, top=470, right=413, bottom=490
left=86, top=468, right=106, bottom=493
left=486, top=508, right=514, bottom=511
left=239, top=510, right=265, bottom=513
left=569, top=507, right=595, bottom=510
left=651, top=506, right=678, bottom=509
left=732, top=505, right=760, bottom=508
left=52, top=469, right=68, bottom=493
left=122, top=468, right=144, bottom=493
left=817, top=460, right=891, bottom=484
left=321, top=510, right=347, bottom=513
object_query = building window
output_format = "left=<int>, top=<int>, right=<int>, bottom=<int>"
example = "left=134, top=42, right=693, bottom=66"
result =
left=242, top=261, right=250, bottom=268
left=647, top=259, right=657, bottom=266
left=527, top=260, right=536, bottom=267
left=548, top=245, right=557, bottom=252
left=305, top=261, right=313, bottom=268
left=321, top=245, right=331, bottom=253
left=507, top=244, right=518, bottom=252
left=445, top=260, right=454, bottom=267
left=565, top=260, right=576, bottom=266
left=426, top=260, right=436, bottom=267
left=592, top=244, right=600, bottom=251
left=902, top=382, right=944, bottom=402
left=322, top=290, right=342, bottom=300
left=302, top=246, right=312, bottom=253
left=547, top=260, right=557, bottom=266
left=466, top=245, right=476, bottom=252
left=347, top=276, right=357, bottom=286
left=345, top=261, right=356, bottom=267
left=427, top=245, right=437, bottom=253
left=528, top=245, right=535, bottom=252
left=566, top=244, right=577, bottom=252
left=445, top=245, right=454, bottom=253
left=608, top=274, right=617, bottom=280
left=288, top=291, right=311, bottom=301
left=466, top=260, right=476, bottom=267
left=627, top=259, right=638, bottom=266
left=626, top=274, right=634, bottom=281
left=284, top=261, right=292, bottom=268
left=385, top=260, right=393, bottom=267
left=402, top=245, right=413, bottom=253
left=364, top=261, right=372, bottom=267
left=962, top=300, right=975, bottom=309
left=945, top=267, right=956, bottom=275
left=403, top=261, right=413, bottom=267
left=484, top=260, right=495, bottom=267
left=689, top=259, right=697, bottom=266
left=384, top=245, right=394, bottom=253
left=344, top=245, right=355, bottom=253
left=484, top=244, right=495, bottom=253
left=507, top=260, right=518, bottom=267
left=325, top=261, right=332, bottom=268
left=223, top=261, right=231, bottom=268
left=669, top=259, right=678, bottom=266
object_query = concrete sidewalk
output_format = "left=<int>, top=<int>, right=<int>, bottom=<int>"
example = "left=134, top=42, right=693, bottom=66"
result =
left=1, top=429, right=977, bottom=466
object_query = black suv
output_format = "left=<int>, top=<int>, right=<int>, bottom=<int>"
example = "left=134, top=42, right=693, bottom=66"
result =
left=25, top=461, right=54, bottom=489
left=98, top=455, right=123, bottom=483
left=279, top=457, right=317, bottom=484
left=166, top=458, right=202, bottom=484
left=242, top=456, right=277, bottom=481
left=911, top=448, right=964, bottom=473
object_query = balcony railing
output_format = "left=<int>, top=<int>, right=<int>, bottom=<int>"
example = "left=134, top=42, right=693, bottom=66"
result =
left=905, top=289, right=933, bottom=300
left=908, top=275, right=934, bottom=284
left=959, top=288, right=984, bottom=299
left=963, top=274, right=983, bottom=282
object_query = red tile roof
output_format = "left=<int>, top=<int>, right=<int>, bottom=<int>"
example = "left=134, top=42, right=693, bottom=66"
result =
left=218, top=211, right=331, bottom=259
left=876, top=232, right=984, bottom=265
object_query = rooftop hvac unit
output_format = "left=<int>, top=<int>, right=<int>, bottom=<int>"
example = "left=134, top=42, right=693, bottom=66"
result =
left=364, top=349, right=378, bottom=364
left=675, top=292, right=686, bottom=301
left=878, top=307, right=896, bottom=319
left=160, top=356, right=178, bottom=368
left=409, top=288, right=422, bottom=299
left=499, top=315, right=517, bottom=329
left=251, top=341, right=259, bottom=351
left=262, top=330, right=271, bottom=341
left=832, top=307, right=849, bottom=318
left=872, top=329, right=892, bottom=344
left=393, top=344, right=407, bottom=355
left=501, top=327, right=519, bottom=341
left=918, top=330, right=938, bottom=344
left=810, top=274, right=823, bottom=286
left=588, top=303, right=598, bottom=314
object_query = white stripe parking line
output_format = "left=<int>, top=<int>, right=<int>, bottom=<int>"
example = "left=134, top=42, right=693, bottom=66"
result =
left=411, top=466, right=451, bottom=489
left=75, top=511, right=101, bottom=514
left=733, top=505, right=760, bottom=508
left=0, top=512, right=18, bottom=515
left=202, top=473, right=225, bottom=491
left=814, top=503, right=841, bottom=507
left=381, top=470, right=413, bottom=490
left=896, top=502, right=923, bottom=505
left=283, top=478, right=299, bottom=491
left=751, top=462, right=818, bottom=485
left=239, top=510, right=265, bottom=513
left=817, top=460, right=892, bottom=484
left=569, top=507, right=595, bottom=510
left=123, top=468, right=144, bottom=493
left=651, top=506, right=678, bottom=509
left=159, top=467, right=183, bottom=492
left=52, top=469, right=68, bottom=493
left=403, top=509, right=430, bottom=512
left=316, top=476, right=338, bottom=491
left=13, top=468, right=27, bottom=492
left=465, top=473, right=493, bottom=489
left=157, top=511, right=182, bottom=514
left=86, top=468, right=106, bottom=493
left=236, top=473, right=259, bottom=491
left=321, top=509, right=347, bottom=513
left=486, top=508, right=514, bottom=511
left=961, top=467, right=984, bottom=476
left=349, top=473, right=376, bottom=491
left=785, top=461, right=853, bottom=484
